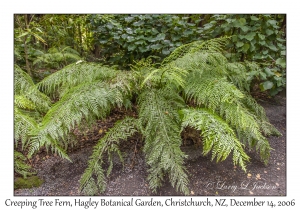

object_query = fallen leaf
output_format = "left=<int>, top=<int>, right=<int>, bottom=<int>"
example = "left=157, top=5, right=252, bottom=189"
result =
left=277, top=168, right=280, bottom=170
left=256, top=174, right=261, bottom=179
left=191, top=191, right=194, bottom=195
left=99, top=129, right=103, bottom=134
left=277, top=163, right=280, bottom=165
left=216, top=191, right=218, bottom=195
left=247, top=173, right=252, bottom=178
left=275, top=183, right=279, bottom=186
left=249, top=191, right=254, bottom=195
left=264, top=170, right=267, bottom=174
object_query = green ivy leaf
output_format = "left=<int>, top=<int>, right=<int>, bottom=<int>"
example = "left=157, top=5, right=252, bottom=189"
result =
left=151, top=28, right=159, bottom=35
left=250, top=16, right=259, bottom=21
left=236, top=42, right=244, bottom=48
left=258, top=34, right=265, bottom=40
left=265, top=29, right=273, bottom=36
left=138, top=46, right=149, bottom=52
left=156, top=33, right=166, bottom=40
left=267, top=19, right=278, bottom=26
left=133, top=20, right=144, bottom=26
left=126, top=28, right=133, bottom=34
left=241, top=26, right=249, bottom=32
left=259, top=40, right=266, bottom=45
left=275, top=58, right=286, bottom=68
left=174, top=26, right=181, bottom=32
left=171, top=34, right=181, bottom=41
left=259, top=72, right=267, bottom=80
left=162, top=48, right=170, bottom=55
left=264, top=68, right=274, bottom=77
left=151, top=44, right=163, bottom=50
left=127, top=44, right=136, bottom=51
left=261, top=81, right=274, bottom=91
left=262, top=50, right=269, bottom=55
left=135, top=40, right=144, bottom=45
left=124, top=16, right=135, bottom=22
left=242, top=43, right=250, bottom=52
left=277, top=37, right=285, bottom=42
left=268, top=45, right=278, bottom=51
left=245, top=32, right=256, bottom=41
left=183, top=30, right=193, bottom=36
left=239, top=18, right=246, bottom=26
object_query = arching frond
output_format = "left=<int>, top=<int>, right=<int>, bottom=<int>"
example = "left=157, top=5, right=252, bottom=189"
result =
left=14, top=64, right=35, bottom=93
left=162, top=36, right=230, bottom=65
left=14, top=95, right=36, bottom=110
left=241, top=93, right=281, bottom=136
left=37, top=62, right=117, bottom=97
left=14, top=107, right=38, bottom=149
left=14, top=65, right=52, bottom=113
left=180, top=108, right=250, bottom=171
left=30, top=76, right=130, bottom=158
left=219, top=102, right=271, bottom=164
left=183, top=72, right=272, bottom=164
left=33, top=46, right=81, bottom=68
left=138, top=88, right=189, bottom=195
left=80, top=117, right=138, bottom=195
left=224, top=62, right=251, bottom=92
left=184, top=73, right=244, bottom=111
left=14, top=151, right=35, bottom=178
left=141, top=65, right=188, bottom=89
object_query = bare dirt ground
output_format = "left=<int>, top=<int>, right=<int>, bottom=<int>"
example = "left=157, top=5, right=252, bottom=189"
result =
left=14, top=93, right=286, bottom=196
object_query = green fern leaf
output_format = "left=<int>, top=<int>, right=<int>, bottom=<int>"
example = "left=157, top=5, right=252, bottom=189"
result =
left=180, top=108, right=250, bottom=171
left=80, top=117, right=138, bottom=194
left=138, top=88, right=189, bottom=195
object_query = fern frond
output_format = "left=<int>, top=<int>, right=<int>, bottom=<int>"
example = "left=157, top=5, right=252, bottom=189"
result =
left=14, top=65, right=52, bottom=113
left=141, top=65, right=188, bottom=89
left=14, top=107, right=38, bottom=149
left=30, top=80, right=121, bottom=156
left=14, top=151, right=35, bottom=178
left=219, top=102, right=271, bottom=164
left=183, top=72, right=272, bottom=164
left=224, top=62, right=251, bottom=92
left=14, top=65, right=35, bottom=93
left=138, top=88, right=189, bottom=195
left=14, top=95, right=36, bottom=110
left=33, top=46, right=81, bottom=67
left=162, top=36, right=230, bottom=65
left=184, top=73, right=244, bottom=111
left=241, top=93, right=281, bottom=136
left=37, top=62, right=117, bottom=97
left=80, top=117, right=138, bottom=195
left=180, top=108, right=250, bottom=171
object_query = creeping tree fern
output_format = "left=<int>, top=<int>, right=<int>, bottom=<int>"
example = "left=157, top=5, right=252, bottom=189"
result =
left=14, top=37, right=280, bottom=195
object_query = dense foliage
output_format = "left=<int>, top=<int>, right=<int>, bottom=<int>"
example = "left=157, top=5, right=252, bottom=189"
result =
left=14, top=37, right=281, bottom=195
left=201, top=14, right=286, bottom=95
left=14, top=14, right=286, bottom=96
left=14, top=14, right=285, bottom=195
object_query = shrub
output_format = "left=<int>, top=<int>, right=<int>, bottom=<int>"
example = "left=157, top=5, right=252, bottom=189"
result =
left=15, top=37, right=280, bottom=195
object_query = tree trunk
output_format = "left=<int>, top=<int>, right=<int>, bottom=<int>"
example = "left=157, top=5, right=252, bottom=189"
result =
left=23, top=37, right=32, bottom=77
left=78, top=23, right=83, bottom=56
left=23, top=14, right=32, bottom=76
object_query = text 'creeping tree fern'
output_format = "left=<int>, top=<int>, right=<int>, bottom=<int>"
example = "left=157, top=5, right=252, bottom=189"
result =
left=17, top=37, right=281, bottom=195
